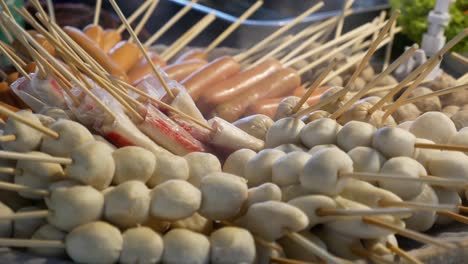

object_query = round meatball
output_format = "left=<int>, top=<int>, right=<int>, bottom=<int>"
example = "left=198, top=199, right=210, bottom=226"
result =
left=1, top=110, right=43, bottom=152
left=150, top=180, right=201, bottom=221
left=120, top=227, right=164, bottom=264
left=30, top=224, right=66, bottom=257
left=13, top=206, right=46, bottom=238
left=112, top=146, right=156, bottom=184
left=147, top=153, right=189, bottom=187
left=210, top=227, right=256, bottom=264
left=409, top=112, right=457, bottom=143
left=66, top=221, right=123, bottom=264
left=265, top=117, right=305, bottom=148
left=233, top=114, right=274, bottom=140
left=409, top=87, right=441, bottom=112
left=104, top=181, right=150, bottom=228
left=372, top=127, right=416, bottom=158
left=272, top=151, right=311, bottom=187
left=0, top=202, right=13, bottom=237
left=244, top=149, right=285, bottom=187
left=185, top=152, right=221, bottom=188
left=300, top=118, right=341, bottom=148
left=223, top=149, right=256, bottom=177
left=41, top=119, right=94, bottom=157
left=162, top=229, right=210, bottom=264
left=337, top=121, right=376, bottom=152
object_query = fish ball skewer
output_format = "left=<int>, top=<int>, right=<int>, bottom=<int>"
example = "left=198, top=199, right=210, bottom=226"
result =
left=1, top=110, right=43, bottom=152
left=223, top=149, right=256, bottom=177
left=244, top=149, right=285, bottom=187
left=29, top=224, right=66, bottom=257
left=347, top=147, right=386, bottom=176
left=337, top=121, right=376, bottom=152
left=185, top=152, right=221, bottom=188
left=41, top=119, right=94, bottom=157
left=111, top=146, right=156, bottom=184
left=409, top=112, right=457, bottom=144
left=265, top=117, right=305, bottom=148
left=272, top=151, right=311, bottom=187
left=162, top=229, right=210, bottom=264
left=147, top=153, right=189, bottom=187
left=120, top=226, right=164, bottom=264
left=210, top=227, right=256, bottom=264
left=244, top=183, right=282, bottom=209
left=300, top=118, right=342, bottom=148
left=13, top=206, right=46, bottom=238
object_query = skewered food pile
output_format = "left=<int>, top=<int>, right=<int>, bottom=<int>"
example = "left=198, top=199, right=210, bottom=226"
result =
left=0, top=0, right=466, bottom=263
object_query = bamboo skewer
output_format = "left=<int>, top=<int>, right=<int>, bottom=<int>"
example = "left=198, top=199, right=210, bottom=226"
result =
left=133, top=0, right=159, bottom=38
left=0, top=150, right=72, bottom=165
left=0, top=210, right=49, bottom=220
left=0, top=105, right=59, bottom=138
left=292, top=60, right=338, bottom=114
left=362, top=216, right=455, bottom=250
left=329, top=43, right=418, bottom=119
left=383, top=83, right=468, bottom=110
left=322, top=52, right=365, bottom=84
left=108, top=0, right=174, bottom=99
left=0, top=134, right=15, bottom=142
left=205, top=0, right=263, bottom=53
left=93, top=0, right=102, bottom=25
left=0, top=42, right=31, bottom=81
left=0, top=42, right=27, bottom=67
left=45, top=0, right=55, bottom=23
left=385, top=242, right=423, bottom=264
left=144, top=0, right=198, bottom=47
left=0, top=181, right=49, bottom=197
left=284, top=231, right=342, bottom=264
left=116, top=0, right=154, bottom=34
left=0, top=167, right=16, bottom=174
left=413, top=142, right=468, bottom=153
left=316, top=207, right=413, bottom=217
left=0, top=238, right=64, bottom=248
left=382, top=22, right=396, bottom=70
left=235, top=1, right=325, bottom=62
left=160, top=13, right=216, bottom=61
left=334, top=0, right=354, bottom=39
left=351, top=246, right=395, bottom=264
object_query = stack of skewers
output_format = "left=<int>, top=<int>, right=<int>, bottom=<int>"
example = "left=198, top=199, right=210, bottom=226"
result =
left=0, top=0, right=466, bottom=263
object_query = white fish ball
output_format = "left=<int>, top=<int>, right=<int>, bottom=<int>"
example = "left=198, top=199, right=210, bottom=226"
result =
left=223, top=148, right=256, bottom=177
left=413, top=138, right=441, bottom=167
left=233, top=114, right=274, bottom=140
left=433, top=187, right=461, bottom=225
left=265, top=117, right=305, bottom=148
left=404, top=185, right=438, bottom=232
left=272, top=151, right=311, bottom=187
left=150, top=180, right=201, bottom=221
left=409, top=111, right=457, bottom=143
left=348, top=147, right=386, bottom=175
left=1, top=110, right=42, bottom=152
left=185, top=152, right=221, bottom=188
left=398, top=121, right=413, bottom=130
left=244, top=149, right=285, bottom=187
left=340, top=179, right=403, bottom=208
left=46, top=183, right=104, bottom=231
left=16, top=152, right=65, bottom=180
left=162, top=229, right=210, bottom=264
left=30, top=224, right=66, bottom=257
left=120, top=227, right=164, bottom=264
left=288, top=195, right=337, bottom=228
left=147, top=153, right=189, bottom=187
left=41, top=119, right=94, bottom=157
left=274, top=143, right=307, bottom=153
left=245, top=183, right=282, bottom=208
left=66, top=221, right=123, bottom=264
left=104, top=181, right=150, bottom=228
left=278, top=231, right=325, bottom=262
left=316, top=226, right=363, bottom=260
left=379, top=157, right=425, bottom=200
left=235, top=201, right=308, bottom=241
left=300, top=148, right=353, bottom=196
left=300, top=118, right=341, bottom=148
left=427, top=151, right=468, bottom=180
left=281, top=184, right=313, bottom=202
left=274, top=96, right=308, bottom=121
left=337, top=121, right=376, bottom=152
left=199, top=172, right=248, bottom=220
left=210, top=227, right=256, bottom=264
left=65, top=141, right=115, bottom=190
left=449, top=130, right=468, bottom=154
left=372, top=127, right=416, bottom=158
left=112, top=146, right=156, bottom=184
left=308, top=144, right=339, bottom=155
left=14, top=171, right=51, bottom=200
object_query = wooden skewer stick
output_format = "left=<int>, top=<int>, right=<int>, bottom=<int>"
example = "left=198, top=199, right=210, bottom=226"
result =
left=322, top=52, right=364, bottom=84
left=254, top=236, right=284, bottom=253
left=109, top=0, right=175, bottom=99
left=160, top=13, right=216, bottom=61
left=133, top=0, right=159, bottom=38
left=0, top=42, right=27, bottom=67
left=438, top=211, right=468, bottom=224
left=292, top=60, right=338, bottom=114
left=457, top=72, right=468, bottom=85
left=0, top=134, right=16, bottom=142
left=372, top=28, right=468, bottom=115
left=380, top=200, right=460, bottom=213
left=341, top=11, right=400, bottom=95
left=279, top=25, right=328, bottom=64
left=329, top=43, right=418, bottom=120
left=340, top=172, right=467, bottom=188
left=284, top=21, right=374, bottom=67
left=0, top=210, right=48, bottom=220
left=235, top=1, right=324, bottom=62
left=293, top=83, right=349, bottom=119
left=0, top=20, right=12, bottom=43
left=284, top=231, right=343, bottom=264
left=0, top=150, right=72, bottom=165
left=383, top=83, right=468, bottom=110
left=316, top=207, right=412, bottom=217
left=334, top=0, right=354, bottom=39
left=451, top=52, right=468, bottom=64
left=362, top=216, right=455, bottom=250
left=382, top=22, right=397, bottom=70
left=0, top=105, right=59, bottom=139
left=144, top=0, right=198, bottom=47
left=250, top=34, right=294, bottom=67
left=0, top=181, right=49, bottom=196
left=116, top=0, right=154, bottom=34
left=1, top=13, right=116, bottom=121
left=385, top=242, right=423, bottom=264
left=93, top=0, right=102, bottom=26
left=0, top=43, right=31, bottom=80
left=45, top=0, right=55, bottom=23
left=205, top=0, right=263, bottom=53
left=270, top=257, right=318, bottom=264
left=0, top=238, right=64, bottom=248
left=0, top=0, right=13, bottom=18
left=458, top=205, right=468, bottom=214
left=0, top=166, right=16, bottom=174
left=382, top=56, right=442, bottom=121
left=413, top=142, right=468, bottom=153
